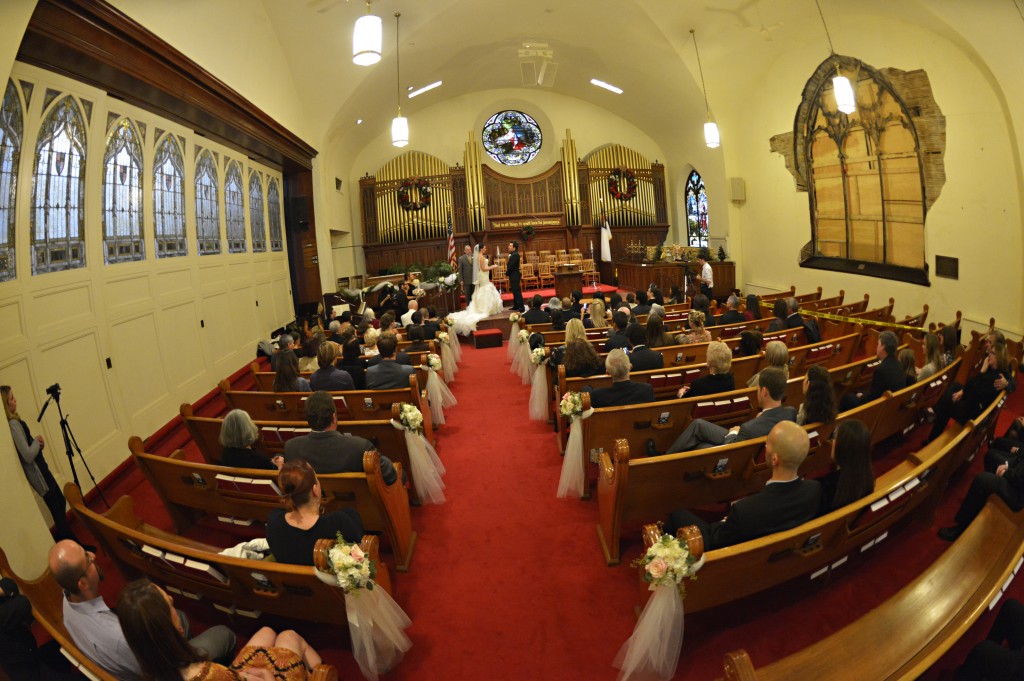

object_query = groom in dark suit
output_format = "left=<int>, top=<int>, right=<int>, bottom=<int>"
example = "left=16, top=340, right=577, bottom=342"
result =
left=507, top=241, right=524, bottom=312
left=457, top=244, right=474, bottom=308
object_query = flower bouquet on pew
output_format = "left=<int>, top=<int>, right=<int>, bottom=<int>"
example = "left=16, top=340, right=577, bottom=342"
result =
left=422, top=353, right=457, bottom=426
left=556, top=391, right=593, bottom=499
left=529, top=347, right=549, bottom=421
left=516, top=329, right=533, bottom=384
left=314, top=533, right=412, bottom=681
left=508, top=312, right=523, bottom=365
left=436, top=331, right=458, bottom=381
left=390, top=403, right=446, bottom=504
left=613, top=532, right=705, bottom=681
left=443, top=315, right=462, bottom=363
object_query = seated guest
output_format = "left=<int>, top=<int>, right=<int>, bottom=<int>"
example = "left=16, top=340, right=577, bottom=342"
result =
left=667, top=367, right=796, bottom=453
left=400, top=299, right=419, bottom=327
left=625, top=292, right=637, bottom=309
left=362, top=327, right=380, bottom=356
left=917, top=332, right=943, bottom=381
left=604, top=311, right=631, bottom=352
left=627, top=325, right=664, bottom=371
left=632, top=291, right=651, bottom=316
left=898, top=348, right=919, bottom=386
left=48, top=541, right=236, bottom=680
left=939, top=324, right=959, bottom=367
left=766, top=299, right=788, bottom=332
left=561, top=297, right=580, bottom=321
left=587, top=299, right=607, bottom=331
left=220, top=409, right=281, bottom=470
left=818, top=418, right=874, bottom=514
left=115, top=579, right=320, bottom=681
left=667, top=286, right=685, bottom=305
left=564, top=318, right=587, bottom=345
left=678, top=341, right=734, bottom=398
left=797, top=364, right=837, bottom=425
left=298, top=333, right=322, bottom=373
left=986, top=415, right=1024, bottom=472
left=269, top=333, right=296, bottom=372
left=649, top=302, right=666, bottom=319
left=717, top=294, right=745, bottom=325
left=953, top=598, right=1024, bottom=681
left=366, top=333, right=416, bottom=389
left=647, top=315, right=676, bottom=349
left=743, top=294, right=762, bottom=321
left=675, top=310, right=711, bottom=345
left=266, top=459, right=364, bottom=566
left=689, top=294, right=712, bottom=326
left=273, top=351, right=311, bottom=392
left=550, top=309, right=566, bottom=331
left=378, top=312, right=398, bottom=335
left=283, top=392, right=397, bottom=483
left=648, top=285, right=665, bottom=307
left=523, top=294, right=551, bottom=325
left=840, top=331, right=906, bottom=411
left=547, top=296, right=563, bottom=314
left=587, top=349, right=655, bottom=408
left=327, top=320, right=345, bottom=344
left=404, top=325, right=430, bottom=353
left=784, top=296, right=804, bottom=330
left=927, top=340, right=1011, bottom=443
left=309, top=342, right=355, bottom=391
left=608, top=292, right=623, bottom=311
left=570, top=290, right=584, bottom=318
left=363, top=307, right=379, bottom=329
left=735, top=329, right=764, bottom=358
left=338, top=333, right=367, bottom=389
left=665, top=421, right=821, bottom=549
left=563, top=339, right=604, bottom=378
left=748, top=339, right=790, bottom=388
left=422, top=306, right=440, bottom=340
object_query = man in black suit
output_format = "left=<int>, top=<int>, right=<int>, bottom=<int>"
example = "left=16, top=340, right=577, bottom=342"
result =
left=665, top=420, right=821, bottom=549
left=366, top=330, right=412, bottom=367
left=404, top=325, right=430, bottom=353
left=784, top=296, right=803, bottom=330
left=458, top=244, right=474, bottom=307
left=422, top=306, right=440, bottom=340
left=840, top=330, right=906, bottom=411
left=523, top=294, right=550, bottom=325
left=366, top=333, right=416, bottom=389
left=626, top=324, right=663, bottom=371
left=631, top=291, right=651, bottom=316
left=507, top=241, right=524, bottom=312
left=283, top=391, right=398, bottom=485
left=603, top=311, right=631, bottom=352
left=588, top=349, right=655, bottom=408
left=666, top=367, right=796, bottom=453
left=952, top=598, right=1024, bottom=680
left=938, top=454, right=1024, bottom=542
left=717, top=294, right=745, bottom=326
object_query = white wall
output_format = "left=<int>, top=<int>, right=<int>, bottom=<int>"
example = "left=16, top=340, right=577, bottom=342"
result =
left=0, top=63, right=294, bottom=569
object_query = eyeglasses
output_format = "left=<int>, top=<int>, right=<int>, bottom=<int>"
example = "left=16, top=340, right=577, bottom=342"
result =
left=78, top=551, right=95, bottom=583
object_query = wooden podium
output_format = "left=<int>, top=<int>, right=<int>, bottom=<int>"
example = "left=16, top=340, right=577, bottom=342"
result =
left=554, top=265, right=583, bottom=299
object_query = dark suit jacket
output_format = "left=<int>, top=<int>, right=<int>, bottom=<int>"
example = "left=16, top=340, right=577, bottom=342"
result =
left=523, top=307, right=551, bottom=324
left=563, top=308, right=581, bottom=322
left=628, top=346, right=664, bottom=371
left=604, top=331, right=630, bottom=353
left=507, top=251, right=521, bottom=279
left=309, top=366, right=355, bottom=392
left=706, top=477, right=822, bottom=550
left=785, top=313, right=804, bottom=330
left=366, top=352, right=412, bottom=368
left=366, top=360, right=416, bottom=389
left=589, top=380, right=655, bottom=408
left=717, top=310, right=745, bottom=326
left=283, top=430, right=397, bottom=485
left=423, top=320, right=440, bottom=340
left=457, top=254, right=474, bottom=287
left=867, top=355, right=908, bottom=400
left=729, top=405, right=798, bottom=444
left=687, top=372, right=735, bottom=398
left=631, top=304, right=651, bottom=316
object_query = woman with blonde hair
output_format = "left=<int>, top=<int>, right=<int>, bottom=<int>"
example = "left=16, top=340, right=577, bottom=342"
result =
left=588, top=299, right=607, bottom=329
left=564, top=318, right=587, bottom=344
left=747, top=339, right=790, bottom=387
left=362, top=327, right=380, bottom=356
left=675, top=310, right=711, bottom=345
left=916, top=332, right=943, bottom=381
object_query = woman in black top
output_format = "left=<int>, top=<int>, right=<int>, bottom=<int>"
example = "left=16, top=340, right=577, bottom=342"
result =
left=819, top=418, right=875, bottom=514
left=766, top=299, right=788, bottom=332
left=219, top=409, right=280, bottom=470
left=928, top=342, right=1011, bottom=443
left=797, top=364, right=837, bottom=426
left=266, top=460, right=364, bottom=566
left=678, top=341, right=735, bottom=398
left=562, top=339, right=604, bottom=378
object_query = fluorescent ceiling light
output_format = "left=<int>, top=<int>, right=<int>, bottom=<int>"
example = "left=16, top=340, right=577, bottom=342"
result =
left=590, top=78, right=623, bottom=94
left=408, top=81, right=443, bottom=99
left=356, top=119, right=363, bottom=125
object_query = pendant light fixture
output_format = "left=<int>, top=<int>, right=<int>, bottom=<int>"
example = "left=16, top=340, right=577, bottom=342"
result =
left=391, top=12, right=409, bottom=147
left=813, top=0, right=856, bottom=114
left=690, top=30, right=720, bottom=149
left=352, top=0, right=382, bottom=66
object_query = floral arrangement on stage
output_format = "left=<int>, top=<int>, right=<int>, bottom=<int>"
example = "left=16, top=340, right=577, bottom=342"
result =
left=608, top=168, right=638, bottom=201
left=560, top=391, right=584, bottom=419
left=436, top=331, right=450, bottom=345
left=322, top=532, right=377, bottom=593
left=509, top=311, right=521, bottom=324
left=517, top=329, right=530, bottom=344
left=396, top=403, right=424, bottom=434
left=397, top=177, right=431, bottom=211
left=634, top=533, right=703, bottom=596
left=425, top=353, right=442, bottom=372
left=530, top=347, right=547, bottom=365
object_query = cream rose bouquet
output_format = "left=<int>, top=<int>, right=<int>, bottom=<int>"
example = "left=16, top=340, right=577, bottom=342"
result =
left=559, top=391, right=584, bottom=419
left=634, top=533, right=703, bottom=596
left=426, top=353, right=442, bottom=372
left=436, top=331, right=450, bottom=345
left=444, top=314, right=455, bottom=327
left=517, top=329, right=530, bottom=344
left=398, top=403, right=424, bottom=434
left=509, top=311, right=522, bottom=324
left=324, top=532, right=377, bottom=594
left=530, top=347, right=547, bottom=366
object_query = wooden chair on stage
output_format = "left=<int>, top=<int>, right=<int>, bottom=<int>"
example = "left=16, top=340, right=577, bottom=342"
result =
left=524, top=251, right=539, bottom=264
left=538, top=261, right=555, bottom=289
left=582, top=259, right=600, bottom=286
left=493, top=262, right=509, bottom=292
left=521, top=262, right=540, bottom=291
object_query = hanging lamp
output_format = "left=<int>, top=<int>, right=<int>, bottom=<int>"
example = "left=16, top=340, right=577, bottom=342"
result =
left=690, top=30, right=720, bottom=149
left=391, top=12, right=409, bottom=147
left=813, top=0, right=856, bottom=114
left=352, top=0, right=382, bottom=66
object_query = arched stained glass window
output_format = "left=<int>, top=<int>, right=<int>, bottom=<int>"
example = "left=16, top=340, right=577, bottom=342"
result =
left=153, top=134, right=186, bottom=257
left=685, top=170, right=708, bottom=248
left=224, top=159, right=246, bottom=253
left=102, top=118, right=144, bottom=263
left=31, top=95, right=87, bottom=274
left=195, top=148, right=220, bottom=255
left=0, top=80, right=22, bottom=282
left=481, top=110, right=542, bottom=166
left=249, top=170, right=266, bottom=253
left=267, top=178, right=283, bottom=252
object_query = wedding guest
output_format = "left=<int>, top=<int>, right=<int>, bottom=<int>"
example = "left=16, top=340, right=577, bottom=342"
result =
left=587, top=349, right=655, bottom=408
left=647, top=316, right=676, bottom=349
left=743, top=294, right=762, bottom=321
left=766, top=299, right=789, bottom=332
left=748, top=340, right=789, bottom=388
left=309, top=342, right=355, bottom=392
left=272, top=352, right=310, bottom=393
left=898, top=348, right=919, bottom=387
left=735, top=329, right=764, bottom=358
left=219, top=409, right=281, bottom=470
left=588, top=299, right=607, bottom=330
left=818, top=418, right=875, bottom=514
left=917, top=332, right=944, bottom=381
left=676, top=310, right=711, bottom=345
left=678, top=341, right=734, bottom=398
left=797, top=364, right=837, bottom=426
left=927, top=340, right=1011, bottom=444
left=563, top=340, right=604, bottom=378
left=362, top=327, right=380, bottom=356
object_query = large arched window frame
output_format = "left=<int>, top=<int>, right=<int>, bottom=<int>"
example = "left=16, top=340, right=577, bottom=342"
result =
left=31, top=94, right=87, bottom=275
left=194, top=147, right=220, bottom=255
left=102, top=117, right=144, bottom=263
left=153, top=133, right=187, bottom=258
left=0, top=80, right=23, bottom=282
left=224, top=159, right=246, bottom=253
left=249, top=169, right=266, bottom=253
left=684, top=170, right=708, bottom=248
left=267, top=178, right=283, bottom=252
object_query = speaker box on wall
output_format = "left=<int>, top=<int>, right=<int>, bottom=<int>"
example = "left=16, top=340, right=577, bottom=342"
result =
left=729, top=177, right=746, bottom=203
left=289, top=196, right=310, bottom=230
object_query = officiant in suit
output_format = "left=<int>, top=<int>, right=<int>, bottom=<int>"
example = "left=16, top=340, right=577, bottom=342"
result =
left=458, top=244, right=474, bottom=308
left=507, top=241, right=524, bottom=312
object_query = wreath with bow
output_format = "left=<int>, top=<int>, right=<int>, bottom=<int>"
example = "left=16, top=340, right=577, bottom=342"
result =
left=608, top=169, right=638, bottom=201
left=520, top=225, right=535, bottom=242
left=397, top=177, right=432, bottom=211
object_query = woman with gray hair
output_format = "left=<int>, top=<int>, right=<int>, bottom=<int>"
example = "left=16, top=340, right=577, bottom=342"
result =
left=678, top=341, right=736, bottom=398
left=219, top=409, right=282, bottom=469
left=748, top=339, right=790, bottom=387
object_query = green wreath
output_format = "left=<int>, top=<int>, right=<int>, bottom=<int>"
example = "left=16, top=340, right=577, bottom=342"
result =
left=608, top=169, right=638, bottom=201
left=520, top=225, right=535, bottom=242
left=397, top=177, right=432, bottom=211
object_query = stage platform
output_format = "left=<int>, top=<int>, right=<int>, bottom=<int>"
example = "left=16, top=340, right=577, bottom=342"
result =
left=459, top=285, right=621, bottom=340
left=498, top=283, right=617, bottom=303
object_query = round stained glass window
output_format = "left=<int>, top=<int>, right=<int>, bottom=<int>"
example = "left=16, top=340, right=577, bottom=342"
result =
left=481, top=110, right=542, bottom=166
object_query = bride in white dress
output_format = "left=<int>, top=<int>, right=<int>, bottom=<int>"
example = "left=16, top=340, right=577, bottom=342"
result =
left=451, top=244, right=504, bottom=335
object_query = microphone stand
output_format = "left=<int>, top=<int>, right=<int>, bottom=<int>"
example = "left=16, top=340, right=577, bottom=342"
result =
left=38, top=391, right=109, bottom=508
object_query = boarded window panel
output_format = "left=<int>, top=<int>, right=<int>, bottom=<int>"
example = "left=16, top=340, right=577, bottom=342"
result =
left=886, top=221, right=925, bottom=268
left=817, top=217, right=847, bottom=257
left=850, top=220, right=883, bottom=262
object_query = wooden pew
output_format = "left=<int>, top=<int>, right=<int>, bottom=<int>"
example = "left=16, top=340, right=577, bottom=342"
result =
left=64, top=483, right=392, bottom=632
left=870, top=358, right=960, bottom=445
left=759, top=286, right=797, bottom=302
left=179, top=403, right=424, bottom=504
left=800, top=290, right=845, bottom=311
left=717, top=497, right=1024, bottom=681
left=130, top=438, right=417, bottom=571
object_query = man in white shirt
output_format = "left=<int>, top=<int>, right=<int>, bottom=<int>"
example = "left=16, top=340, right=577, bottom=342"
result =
left=48, top=540, right=236, bottom=680
left=400, top=299, right=419, bottom=327
left=696, top=254, right=714, bottom=299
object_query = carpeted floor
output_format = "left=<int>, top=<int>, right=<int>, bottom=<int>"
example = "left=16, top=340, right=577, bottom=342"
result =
left=71, top=343, right=1024, bottom=679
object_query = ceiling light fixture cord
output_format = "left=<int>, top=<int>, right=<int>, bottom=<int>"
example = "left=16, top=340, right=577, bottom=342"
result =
left=690, top=29, right=710, bottom=116
left=813, top=0, right=837, bottom=54
left=395, top=12, right=401, bottom=110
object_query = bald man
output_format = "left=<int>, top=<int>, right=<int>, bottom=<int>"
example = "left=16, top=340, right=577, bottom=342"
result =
left=665, top=421, right=822, bottom=550
left=48, top=540, right=235, bottom=680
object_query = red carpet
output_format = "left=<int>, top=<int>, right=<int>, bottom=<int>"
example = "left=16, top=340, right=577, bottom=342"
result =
left=500, top=283, right=617, bottom=303
left=72, top=346, right=1024, bottom=679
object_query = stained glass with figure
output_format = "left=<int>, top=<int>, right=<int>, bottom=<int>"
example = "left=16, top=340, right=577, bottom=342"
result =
left=102, top=118, right=144, bottom=263
left=0, top=80, right=22, bottom=281
left=685, top=170, right=708, bottom=248
left=31, top=95, right=87, bottom=274
left=195, top=148, right=220, bottom=255
left=481, top=110, right=542, bottom=166
left=153, top=134, right=186, bottom=257
left=225, top=159, right=246, bottom=253
left=249, top=170, right=266, bottom=253
left=268, top=178, right=283, bottom=251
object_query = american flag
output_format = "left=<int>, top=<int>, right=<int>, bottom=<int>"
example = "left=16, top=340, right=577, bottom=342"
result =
left=446, top=211, right=456, bottom=268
